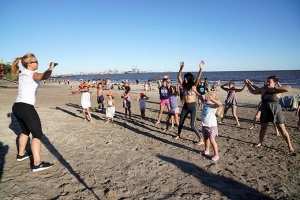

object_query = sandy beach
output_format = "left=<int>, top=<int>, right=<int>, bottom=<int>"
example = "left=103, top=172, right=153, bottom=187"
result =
left=0, top=79, right=299, bottom=199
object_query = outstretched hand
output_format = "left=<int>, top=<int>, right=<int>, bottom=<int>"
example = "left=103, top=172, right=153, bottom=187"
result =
left=180, top=61, right=184, bottom=70
left=199, top=60, right=205, bottom=69
left=49, top=62, right=57, bottom=68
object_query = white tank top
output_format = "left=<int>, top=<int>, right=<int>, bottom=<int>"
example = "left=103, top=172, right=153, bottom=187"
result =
left=15, top=69, right=39, bottom=105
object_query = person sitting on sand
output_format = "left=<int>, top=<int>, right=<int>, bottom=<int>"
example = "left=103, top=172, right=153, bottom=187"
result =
left=105, top=91, right=115, bottom=123
left=173, top=60, right=205, bottom=146
left=81, top=83, right=93, bottom=122
left=199, top=93, right=222, bottom=161
left=244, top=76, right=294, bottom=153
left=220, top=81, right=246, bottom=127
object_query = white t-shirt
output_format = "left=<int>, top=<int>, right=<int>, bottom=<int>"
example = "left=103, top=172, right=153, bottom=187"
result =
left=15, top=69, right=40, bottom=106
left=201, top=102, right=218, bottom=127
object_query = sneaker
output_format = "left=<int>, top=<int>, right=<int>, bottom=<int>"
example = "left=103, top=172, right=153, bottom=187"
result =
left=16, top=152, right=31, bottom=161
left=32, top=161, right=54, bottom=172
left=212, top=156, right=219, bottom=161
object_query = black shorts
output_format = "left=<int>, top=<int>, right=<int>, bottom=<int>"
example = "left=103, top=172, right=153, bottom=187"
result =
left=97, top=95, right=104, bottom=104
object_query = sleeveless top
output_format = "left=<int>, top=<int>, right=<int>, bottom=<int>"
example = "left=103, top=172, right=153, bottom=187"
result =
left=225, top=89, right=237, bottom=106
left=159, top=85, right=169, bottom=100
left=260, top=90, right=284, bottom=123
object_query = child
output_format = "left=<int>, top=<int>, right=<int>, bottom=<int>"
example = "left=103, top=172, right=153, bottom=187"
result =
left=137, top=93, right=149, bottom=119
left=163, top=85, right=179, bottom=132
left=198, top=93, right=222, bottom=161
left=105, top=91, right=115, bottom=123
left=81, top=83, right=93, bottom=122
left=296, top=99, right=300, bottom=132
left=97, top=83, right=105, bottom=112
left=220, top=82, right=246, bottom=127
left=121, top=86, right=132, bottom=120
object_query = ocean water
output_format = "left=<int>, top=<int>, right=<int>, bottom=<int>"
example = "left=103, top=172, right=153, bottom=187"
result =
left=57, top=70, right=300, bottom=87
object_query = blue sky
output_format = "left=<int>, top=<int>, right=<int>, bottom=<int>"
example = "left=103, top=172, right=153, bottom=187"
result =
left=1, top=0, right=299, bottom=74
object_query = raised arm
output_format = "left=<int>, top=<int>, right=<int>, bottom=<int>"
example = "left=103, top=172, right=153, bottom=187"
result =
left=220, top=83, right=229, bottom=91
left=244, top=79, right=261, bottom=95
left=177, top=61, right=184, bottom=85
left=194, top=60, right=205, bottom=86
left=235, top=84, right=246, bottom=92
left=33, top=62, right=56, bottom=81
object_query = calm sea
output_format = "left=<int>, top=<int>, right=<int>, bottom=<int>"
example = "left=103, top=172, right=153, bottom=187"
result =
left=59, top=70, right=300, bottom=87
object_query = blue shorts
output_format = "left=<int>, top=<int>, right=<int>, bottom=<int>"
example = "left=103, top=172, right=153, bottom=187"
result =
left=97, top=95, right=104, bottom=104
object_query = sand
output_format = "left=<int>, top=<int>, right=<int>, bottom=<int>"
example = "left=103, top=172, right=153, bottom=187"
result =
left=0, top=79, right=299, bottom=199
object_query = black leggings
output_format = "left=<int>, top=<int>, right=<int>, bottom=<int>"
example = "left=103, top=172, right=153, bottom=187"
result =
left=178, top=102, right=202, bottom=139
left=12, top=103, right=43, bottom=139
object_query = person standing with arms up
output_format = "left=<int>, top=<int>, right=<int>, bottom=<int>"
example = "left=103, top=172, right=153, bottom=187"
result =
left=173, top=60, right=205, bottom=145
left=11, top=53, right=56, bottom=172
left=244, top=76, right=294, bottom=153
left=220, top=81, right=246, bottom=127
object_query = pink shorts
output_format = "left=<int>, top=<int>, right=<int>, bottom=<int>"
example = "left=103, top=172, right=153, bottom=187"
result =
left=160, top=99, right=169, bottom=106
left=202, top=126, right=218, bottom=138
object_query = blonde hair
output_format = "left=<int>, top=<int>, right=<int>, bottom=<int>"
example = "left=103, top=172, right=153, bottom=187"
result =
left=11, top=53, right=36, bottom=77
left=207, top=92, right=217, bottom=100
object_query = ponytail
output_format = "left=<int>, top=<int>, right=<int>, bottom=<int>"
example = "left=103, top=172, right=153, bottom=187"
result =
left=11, top=53, right=36, bottom=77
left=11, top=57, right=22, bottom=77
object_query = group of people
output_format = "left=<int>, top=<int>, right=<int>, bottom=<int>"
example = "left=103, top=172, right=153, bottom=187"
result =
left=10, top=52, right=298, bottom=172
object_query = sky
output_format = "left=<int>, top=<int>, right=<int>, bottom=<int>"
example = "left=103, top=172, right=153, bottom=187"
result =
left=0, top=0, right=299, bottom=74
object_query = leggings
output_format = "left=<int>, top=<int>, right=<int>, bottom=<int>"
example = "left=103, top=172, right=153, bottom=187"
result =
left=12, top=102, right=43, bottom=139
left=178, top=102, right=202, bottom=139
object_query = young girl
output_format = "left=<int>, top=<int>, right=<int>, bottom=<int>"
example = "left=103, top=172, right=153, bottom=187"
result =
left=121, top=86, right=131, bottom=120
left=105, top=91, right=115, bottom=123
left=163, top=85, right=179, bottom=132
left=155, top=77, right=170, bottom=124
left=81, top=83, right=93, bottom=122
left=220, top=82, right=246, bottom=127
left=198, top=93, right=222, bottom=161
left=137, top=93, right=149, bottom=119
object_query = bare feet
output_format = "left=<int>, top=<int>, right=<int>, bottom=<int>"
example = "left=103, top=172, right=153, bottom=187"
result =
left=155, top=121, right=160, bottom=125
left=194, top=138, right=204, bottom=146
left=173, top=135, right=180, bottom=140
left=249, top=125, right=254, bottom=130
left=255, top=143, right=262, bottom=147
left=236, top=123, right=240, bottom=127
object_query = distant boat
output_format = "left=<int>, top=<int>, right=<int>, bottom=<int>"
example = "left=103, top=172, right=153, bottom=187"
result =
left=125, top=67, right=142, bottom=74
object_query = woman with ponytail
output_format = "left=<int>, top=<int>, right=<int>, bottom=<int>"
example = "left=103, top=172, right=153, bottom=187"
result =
left=12, top=53, right=57, bottom=172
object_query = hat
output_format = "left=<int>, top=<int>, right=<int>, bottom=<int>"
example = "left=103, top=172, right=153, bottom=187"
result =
left=140, top=93, right=145, bottom=97
left=106, top=91, right=115, bottom=97
left=83, top=83, right=89, bottom=87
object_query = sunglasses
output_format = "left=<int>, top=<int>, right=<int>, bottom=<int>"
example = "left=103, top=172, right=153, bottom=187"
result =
left=30, top=61, right=38, bottom=64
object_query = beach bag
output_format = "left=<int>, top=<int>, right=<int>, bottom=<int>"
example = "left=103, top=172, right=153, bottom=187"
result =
left=291, top=95, right=300, bottom=110
left=279, top=95, right=297, bottom=111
